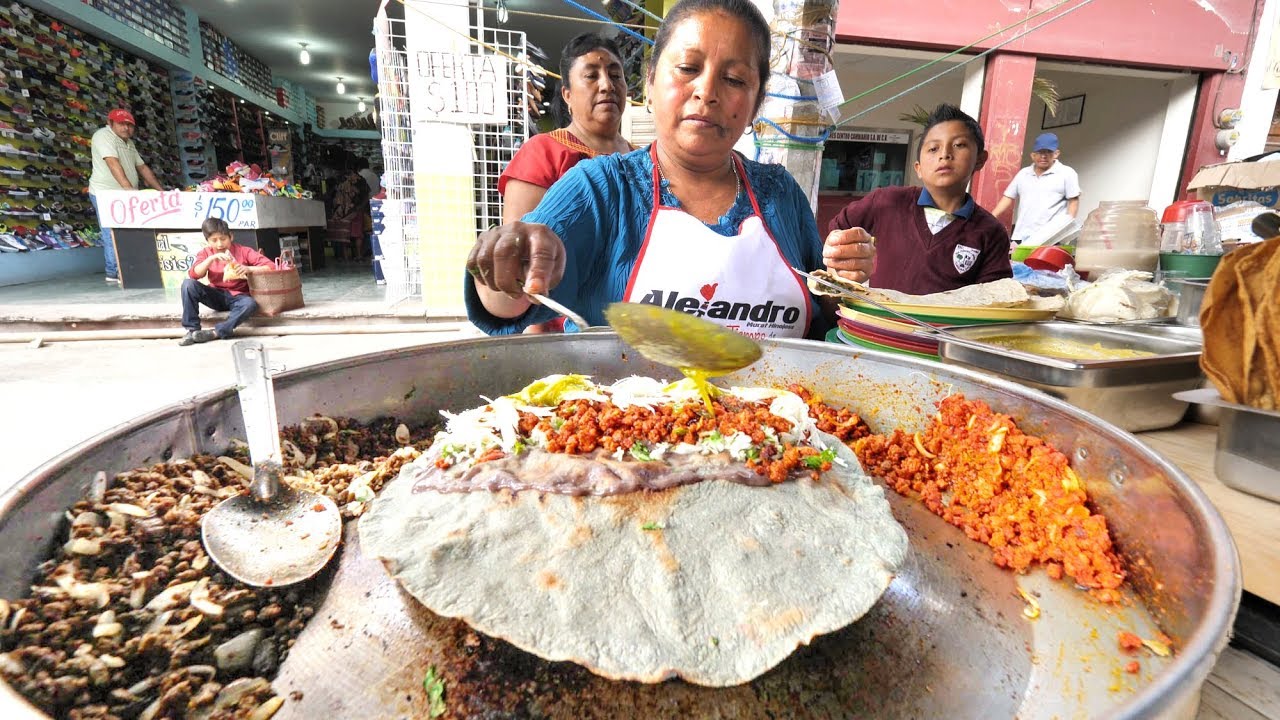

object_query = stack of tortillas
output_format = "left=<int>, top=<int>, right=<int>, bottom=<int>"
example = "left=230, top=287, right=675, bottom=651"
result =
left=806, top=270, right=1063, bottom=311
left=1199, top=235, right=1280, bottom=410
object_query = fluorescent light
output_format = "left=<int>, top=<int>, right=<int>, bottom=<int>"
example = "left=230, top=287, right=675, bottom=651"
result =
left=299, top=43, right=310, bottom=65
left=336, top=77, right=345, bottom=95
left=496, top=0, right=509, bottom=23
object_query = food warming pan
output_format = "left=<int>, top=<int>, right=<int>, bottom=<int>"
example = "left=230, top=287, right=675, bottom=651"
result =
left=0, top=335, right=1240, bottom=719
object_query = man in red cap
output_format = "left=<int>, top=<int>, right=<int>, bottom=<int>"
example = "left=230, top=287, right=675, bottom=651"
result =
left=90, top=108, right=165, bottom=282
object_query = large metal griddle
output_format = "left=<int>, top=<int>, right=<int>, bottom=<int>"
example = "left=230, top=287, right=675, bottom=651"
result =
left=0, top=335, right=1241, bottom=719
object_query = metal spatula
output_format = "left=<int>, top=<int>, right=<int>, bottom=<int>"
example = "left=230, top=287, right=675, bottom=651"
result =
left=201, top=341, right=343, bottom=587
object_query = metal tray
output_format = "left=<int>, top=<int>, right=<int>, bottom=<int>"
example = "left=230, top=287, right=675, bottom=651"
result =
left=1175, top=388, right=1280, bottom=503
left=0, top=336, right=1240, bottom=720
left=937, top=322, right=1205, bottom=432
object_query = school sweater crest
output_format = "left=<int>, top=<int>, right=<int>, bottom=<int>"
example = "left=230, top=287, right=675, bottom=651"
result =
left=828, top=186, right=1012, bottom=295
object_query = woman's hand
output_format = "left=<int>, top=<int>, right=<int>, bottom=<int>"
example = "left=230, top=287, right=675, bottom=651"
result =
left=823, top=227, right=876, bottom=284
left=467, top=222, right=567, bottom=317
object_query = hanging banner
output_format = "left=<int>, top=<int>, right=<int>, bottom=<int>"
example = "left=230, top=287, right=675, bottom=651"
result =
left=414, top=51, right=510, bottom=124
left=828, top=129, right=912, bottom=144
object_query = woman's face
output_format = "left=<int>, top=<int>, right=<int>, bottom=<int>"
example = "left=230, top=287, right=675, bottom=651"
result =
left=647, top=10, right=761, bottom=167
left=563, top=49, right=625, bottom=135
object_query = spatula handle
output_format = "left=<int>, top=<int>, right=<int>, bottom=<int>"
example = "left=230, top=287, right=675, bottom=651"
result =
left=232, top=341, right=283, bottom=501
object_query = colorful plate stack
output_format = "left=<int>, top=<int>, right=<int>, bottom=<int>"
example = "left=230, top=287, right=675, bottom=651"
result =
left=826, top=297, right=1060, bottom=359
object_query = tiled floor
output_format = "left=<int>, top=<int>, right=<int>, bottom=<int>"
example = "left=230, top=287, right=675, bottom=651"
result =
left=0, top=258, right=385, bottom=307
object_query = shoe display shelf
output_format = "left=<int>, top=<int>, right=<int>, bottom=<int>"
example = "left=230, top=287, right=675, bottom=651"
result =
left=0, top=1, right=180, bottom=263
left=233, top=100, right=268, bottom=169
left=170, top=71, right=217, bottom=186
left=81, top=0, right=188, bottom=55
left=198, top=21, right=272, bottom=98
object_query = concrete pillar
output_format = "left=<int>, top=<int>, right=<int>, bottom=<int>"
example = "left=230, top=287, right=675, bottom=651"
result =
left=748, top=0, right=840, bottom=212
left=971, top=53, right=1036, bottom=217
left=1179, top=71, right=1248, bottom=194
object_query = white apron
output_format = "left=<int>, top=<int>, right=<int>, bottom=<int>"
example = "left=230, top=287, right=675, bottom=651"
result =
left=623, top=146, right=811, bottom=339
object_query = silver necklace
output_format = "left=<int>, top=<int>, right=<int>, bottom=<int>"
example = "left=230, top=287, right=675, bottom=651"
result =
left=656, top=154, right=741, bottom=200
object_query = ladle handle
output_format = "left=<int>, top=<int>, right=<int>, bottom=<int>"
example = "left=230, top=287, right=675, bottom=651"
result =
left=232, top=341, right=283, bottom=502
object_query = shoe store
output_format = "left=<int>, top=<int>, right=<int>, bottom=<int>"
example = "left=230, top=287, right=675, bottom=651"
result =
left=0, top=0, right=387, bottom=304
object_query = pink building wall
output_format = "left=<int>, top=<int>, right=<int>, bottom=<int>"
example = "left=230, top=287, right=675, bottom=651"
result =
left=833, top=0, right=1262, bottom=208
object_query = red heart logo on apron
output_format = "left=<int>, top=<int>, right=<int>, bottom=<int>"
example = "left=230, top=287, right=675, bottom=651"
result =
left=699, top=283, right=718, bottom=301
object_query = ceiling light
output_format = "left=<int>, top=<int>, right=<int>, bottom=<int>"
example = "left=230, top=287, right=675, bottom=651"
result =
left=496, top=0, right=509, bottom=23
left=336, top=77, right=345, bottom=95
left=357, top=97, right=366, bottom=112
left=299, top=42, right=310, bottom=65
left=239, top=99, right=245, bottom=104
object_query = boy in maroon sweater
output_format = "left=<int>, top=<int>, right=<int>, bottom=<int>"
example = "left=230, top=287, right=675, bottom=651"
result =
left=178, top=218, right=276, bottom=345
left=824, top=104, right=1011, bottom=295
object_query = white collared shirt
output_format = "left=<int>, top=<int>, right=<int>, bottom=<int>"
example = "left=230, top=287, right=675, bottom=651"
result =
left=1004, top=160, right=1081, bottom=242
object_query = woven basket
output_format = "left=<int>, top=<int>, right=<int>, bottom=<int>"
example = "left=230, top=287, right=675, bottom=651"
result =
left=248, top=268, right=304, bottom=317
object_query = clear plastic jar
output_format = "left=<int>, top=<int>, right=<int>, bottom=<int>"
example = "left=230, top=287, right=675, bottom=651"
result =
left=1074, top=200, right=1160, bottom=276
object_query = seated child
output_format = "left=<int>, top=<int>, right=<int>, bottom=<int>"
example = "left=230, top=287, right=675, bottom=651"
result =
left=178, top=217, right=276, bottom=346
left=824, top=103, right=1011, bottom=295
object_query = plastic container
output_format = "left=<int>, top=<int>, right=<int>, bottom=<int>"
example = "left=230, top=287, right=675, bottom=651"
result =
left=1160, top=200, right=1220, bottom=254
left=1074, top=200, right=1160, bottom=277
left=1024, top=246, right=1074, bottom=272
left=1159, top=252, right=1222, bottom=278
left=1013, top=243, right=1076, bottom=262
left=1183, top=204, right=1223, bottom=254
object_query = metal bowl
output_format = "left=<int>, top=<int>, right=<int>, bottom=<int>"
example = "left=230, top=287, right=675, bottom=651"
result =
left=0, top=335, right=1240, bottom=719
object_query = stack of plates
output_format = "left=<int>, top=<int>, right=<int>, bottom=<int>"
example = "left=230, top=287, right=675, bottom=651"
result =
left=826, top=297, right=1059, bottom=359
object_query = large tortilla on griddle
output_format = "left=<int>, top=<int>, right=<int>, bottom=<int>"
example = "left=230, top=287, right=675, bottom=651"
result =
left=359, top=433, right=908, bottom=687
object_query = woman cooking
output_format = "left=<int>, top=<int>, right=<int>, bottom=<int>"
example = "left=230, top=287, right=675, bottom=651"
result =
left=466, top=0, right=859, bottom=340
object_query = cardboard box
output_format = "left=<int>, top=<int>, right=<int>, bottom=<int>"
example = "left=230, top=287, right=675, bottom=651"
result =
left=1187, top=159, right=1280, bottom=208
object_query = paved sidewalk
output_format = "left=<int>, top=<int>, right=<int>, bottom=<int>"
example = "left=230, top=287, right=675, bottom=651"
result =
left=0, top=327, right=481, bottom=493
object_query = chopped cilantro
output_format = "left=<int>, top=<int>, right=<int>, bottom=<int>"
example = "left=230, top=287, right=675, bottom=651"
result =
left=630, top=441, right=653, bottom=462
left=641, top=521, right=666, bottom=531
left=550, top=417, right=565, bottom=431
left=511, top=440, right=527, bottom=454
left=705, top=430, right=723, bottom=442
left=423, top=666, right=446, bottom=717
left=710, top=636, right=720, bottom=647
left=803, top=447, right=838, bottom=469
left=440, top=444, right=462, bottom=459
left=744, top=446, right=760, bottom=461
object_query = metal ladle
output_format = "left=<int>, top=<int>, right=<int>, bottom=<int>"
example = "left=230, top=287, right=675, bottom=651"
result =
left=604, top=302, right=764, bottom=411
left=201, top=341, right=343, bottom=587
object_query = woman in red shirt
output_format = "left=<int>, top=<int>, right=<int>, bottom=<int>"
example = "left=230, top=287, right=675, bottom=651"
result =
left=500, top=33, right=634, bottom=332
left=500, top=33, right=633, bottom=222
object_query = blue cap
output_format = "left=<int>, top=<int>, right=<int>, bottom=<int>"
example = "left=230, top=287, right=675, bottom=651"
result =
left=1032, top=133, right=1059, bottom=152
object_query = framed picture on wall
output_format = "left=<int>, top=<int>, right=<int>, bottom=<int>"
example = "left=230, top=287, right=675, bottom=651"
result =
left=1044, top=94, right=1085, bottom=129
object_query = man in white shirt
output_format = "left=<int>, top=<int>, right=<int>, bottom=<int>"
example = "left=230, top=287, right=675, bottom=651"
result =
left=992, top=132, right=1081, bottom=245
left=356, top=159, right=381, bottom=198
left=89, top=109, right=165, bottom=282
